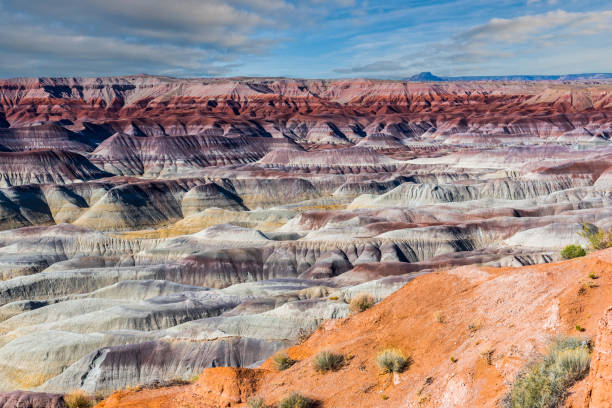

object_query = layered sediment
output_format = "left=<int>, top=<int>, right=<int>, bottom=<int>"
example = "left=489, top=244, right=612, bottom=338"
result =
left=0, top=75, right=610, bottom=401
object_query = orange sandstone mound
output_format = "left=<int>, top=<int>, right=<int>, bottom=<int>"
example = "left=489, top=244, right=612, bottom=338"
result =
left=95, top=248, right=612, bottom=408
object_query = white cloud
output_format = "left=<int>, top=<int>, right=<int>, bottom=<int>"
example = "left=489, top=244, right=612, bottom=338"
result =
left=333, top=8, right=612, bottom=77
left=458, top=9, right=612, bottom=45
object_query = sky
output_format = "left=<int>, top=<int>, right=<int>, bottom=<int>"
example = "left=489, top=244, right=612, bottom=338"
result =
left=0, top=0, right=611, bottom=78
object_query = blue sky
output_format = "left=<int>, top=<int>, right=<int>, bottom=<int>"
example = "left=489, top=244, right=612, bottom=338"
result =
left=0, top=0, right=611, bottom=78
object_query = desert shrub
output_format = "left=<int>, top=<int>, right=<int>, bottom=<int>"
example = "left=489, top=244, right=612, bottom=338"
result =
left=560, top=245, right=586, bottom=259
left=248, top=397, right=266, bottom=408
left=503, top=337, right=591, bottom=408
left=579, top=224, right=612, bottom=251
left=274, top=353, right=297, bottom=371
left=312, top=351, right=344, bottom=373
left=278, top=393, right=314, bottom=408
left=64, top=390, right=93, bottom=408
left=376, top=349, right=411, bottom=374
left=349, top=293, right=376, bottom=314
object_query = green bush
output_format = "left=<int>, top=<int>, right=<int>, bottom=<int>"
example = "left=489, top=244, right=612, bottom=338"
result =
left=503, top=337, right=591, bottom=408
left=278, top=393, right=314, bottom=408
left=376, top=348, right=412, bottom=374
left=560, top=245, right=586, bottom=259
left=273, top=353, right=297, bottom=371
left=312, top=351, right=344, bottom=373
left=349, top=293, right=376, bottom=314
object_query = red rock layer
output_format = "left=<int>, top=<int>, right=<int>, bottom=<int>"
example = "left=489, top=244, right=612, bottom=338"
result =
left=0, top=76, right=610, bottom=145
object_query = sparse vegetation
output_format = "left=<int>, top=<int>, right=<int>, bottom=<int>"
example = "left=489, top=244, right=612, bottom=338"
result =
left=274, top=353, right=297, bottom=371
left=248, top=397, right=266, bottom=408
left=575, top=324, right=585, bottom=332
left=313, top=351, right=344, bottom=373
left=450, top=356, right=457, bottom=363
left=93, top=392, right=105, bottom=404
left=381, top=394, right=389, bottom=400
left=579, top=224, right=612, bottom=251
left=278, top=393, right=314, bottom=408
left=588, top=272, right=598, bottom=279
left=297, top=327, right=316, bottom=344
left=503, top=337, right=591, bottom=408
left=468, top=319, right=484, bottom=333
left=480, top=349, right=494, bottom=365
left=349, top=293, right=376, bottom=314
left=433, top=310, right=446, bottom=323
left=560, top=244, right=586, bottom=259
left=64, top=390, right=93, bottom=408
left=376, top=348, right=411, bottom=373
left=141, top=378, right=190, bottom=390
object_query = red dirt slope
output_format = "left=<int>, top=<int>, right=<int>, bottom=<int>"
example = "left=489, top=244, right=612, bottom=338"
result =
left=95, top=249, right=612, bottom=408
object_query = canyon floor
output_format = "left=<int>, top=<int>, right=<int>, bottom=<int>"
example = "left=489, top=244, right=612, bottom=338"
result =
left=0, top=76, right=610, bottom=407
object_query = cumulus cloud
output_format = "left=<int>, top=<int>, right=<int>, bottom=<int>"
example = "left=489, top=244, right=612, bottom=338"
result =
left=333, top=8, right=612, bottom=77
left=457, top=9, right=612, bottom=44
left=0, top=0, right=319, bottom=77
left=1, top=1, right=611, bottom=78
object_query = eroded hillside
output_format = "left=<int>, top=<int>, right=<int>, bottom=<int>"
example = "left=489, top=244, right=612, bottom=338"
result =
left=0, top=76, right=610, bottom=406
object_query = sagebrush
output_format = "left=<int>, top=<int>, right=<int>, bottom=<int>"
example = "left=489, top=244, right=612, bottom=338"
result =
left=503, top=337, right=591, bottom=408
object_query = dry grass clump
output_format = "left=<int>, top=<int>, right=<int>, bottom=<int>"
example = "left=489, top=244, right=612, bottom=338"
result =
left=503, top=337, right=591, bottom=408
left=376, top=349, right=412, bottom=374
left=247, top=396, right=266, bottom=408
left=560, top=244, right=586, bottom=259
left=64, top=390, right=93, bottom=408
left=349, top=293, right=376, bottom=314
left=312, top=351, right=344, bottom=373
left=278, top=393, right=314, bottom=408
left=274, top=353, right=297, bottom=371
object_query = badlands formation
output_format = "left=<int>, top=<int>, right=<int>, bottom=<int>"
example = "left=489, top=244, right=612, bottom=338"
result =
left=0, top=76, right=610, bottom=406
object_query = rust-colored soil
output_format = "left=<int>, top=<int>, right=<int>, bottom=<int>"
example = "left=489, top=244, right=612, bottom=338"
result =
left=96, top=249, right=612, bottom=408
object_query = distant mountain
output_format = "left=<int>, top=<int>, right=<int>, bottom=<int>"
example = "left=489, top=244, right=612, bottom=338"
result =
left=405, top=71, right=445, bottom=82
left=404, top=72, right=612, bottom=82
